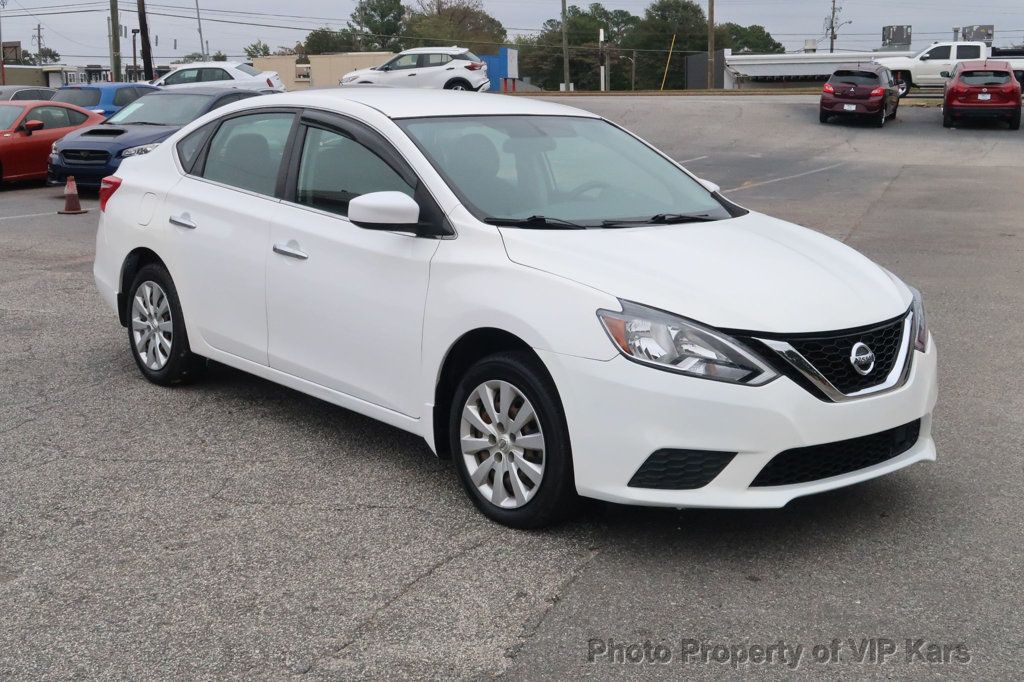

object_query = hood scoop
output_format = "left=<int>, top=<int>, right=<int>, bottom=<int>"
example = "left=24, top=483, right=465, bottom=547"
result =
left=83, top=127, right=126, bottom=136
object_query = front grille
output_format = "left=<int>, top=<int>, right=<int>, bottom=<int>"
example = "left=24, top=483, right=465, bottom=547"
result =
left=628, top=449, right=736, bottom=490
left=62, top=149, right=110, bottom=165
left=750, top=419, right=921, bottom=487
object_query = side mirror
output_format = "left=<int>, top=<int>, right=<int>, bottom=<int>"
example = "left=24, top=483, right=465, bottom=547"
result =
left=919, top=54, right=930, bottom=61
left=697, top=178, right=721, bottom=194
left=22, top=119, right=44, bottom=135
left=940, top=71, right=951, bottom=79
left=381, top=65, right=391, bottom=72
left=349, top=191, right=420, bottom=230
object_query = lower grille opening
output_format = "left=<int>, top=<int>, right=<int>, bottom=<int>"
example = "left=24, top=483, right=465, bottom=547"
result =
left=628, top=449, right=736, bottom=490
left=751, top=419, right=921, bottom=487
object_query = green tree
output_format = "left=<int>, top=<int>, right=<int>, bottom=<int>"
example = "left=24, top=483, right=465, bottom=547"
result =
left=177, top=52, right=207, bottom=63
left=349, top=0, right=405, bottom=51
left=211, top=51, right=228, bottom=62
left=19, top=46, right=61, bottom=65
left=244, top=40, right=272, bottom=59
left=303, top=27, right=359, bottom=55
left=623, top=0, right=706, bottom=89
left=716, top=22, right=784, bottom=54
left=405, top=0, right=505, bottom=56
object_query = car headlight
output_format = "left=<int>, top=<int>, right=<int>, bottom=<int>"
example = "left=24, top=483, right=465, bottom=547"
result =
left=341, top=75, right=359, bottom=84
left=51, top=142, right=58, bottom=154
left=909, top=286, right=928, bottom=352
left=121, top=143, right=159, bottom=158
left=597, top=301, right=778, bottom=385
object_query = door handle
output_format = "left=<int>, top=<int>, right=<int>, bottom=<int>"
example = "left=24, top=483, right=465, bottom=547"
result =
left=273, top=242, right=308, bottom=260
left=408, top=73, right=417, bottom=77
left=446, top=67, right=455, bottom=71
left=169, top=213, right=197, bottom=229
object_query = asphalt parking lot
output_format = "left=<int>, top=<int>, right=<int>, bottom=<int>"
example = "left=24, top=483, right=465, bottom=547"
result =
left=1, top=94, right=1022, bottom=679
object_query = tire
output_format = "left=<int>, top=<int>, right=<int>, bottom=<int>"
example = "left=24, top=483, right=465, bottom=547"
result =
left=896, top=73, right=911, bottom=97
left=891, top=102, right=899, bottom=120
left=874, top=107, right=886, bottom=127
left=444, top=79, right=472, bottom=91
left=448, top=351, right=578, bottom=529
left=942, top=110, right=953, bottom=128
left=1010, top=112, right=1021, bottom=131
left=819, top=110, right=829, bottom=124
left=126, top=263, right=205, bottom=386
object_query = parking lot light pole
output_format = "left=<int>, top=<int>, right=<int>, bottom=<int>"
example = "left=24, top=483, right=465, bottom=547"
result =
left=109, top=0, right=122, bottom=81
left=194, top=0, right=206, bottom=59
left=0, top=0, right=7, bottom=86
left=707, top=0, right=715, bottom=89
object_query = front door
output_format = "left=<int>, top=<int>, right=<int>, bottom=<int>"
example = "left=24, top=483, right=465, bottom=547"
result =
left=5, top=105, right=82, bottom=178
left=265, top=115, right=438, bottom=417
left=917, top=45, right=952, bottom=86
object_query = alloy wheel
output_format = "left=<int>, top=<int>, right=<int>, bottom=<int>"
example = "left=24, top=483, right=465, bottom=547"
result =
left=459, top=380, right=546, bottom=509
left=131, top=281, right=173, bottom=370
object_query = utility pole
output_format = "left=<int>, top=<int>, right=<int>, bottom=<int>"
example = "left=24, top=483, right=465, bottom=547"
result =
left=35, top=23, right=42, bottom=60
left=828, top=0, right=837, bottom=53
left=194, top=0, right=206, bottom=59
left=109, top=0, right=122, bottom=80
left=0, top=0, right=7, bottom=86
left=706, top=0, right=715, bottom=89
left=560, top=0, right=570, bottom=91
left=137, top=0, right=154, bottom=79
left=131, top=28, right=138, bottom=81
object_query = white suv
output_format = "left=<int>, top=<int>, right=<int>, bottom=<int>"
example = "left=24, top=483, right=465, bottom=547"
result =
left=340, top=47, right=490, bottom=91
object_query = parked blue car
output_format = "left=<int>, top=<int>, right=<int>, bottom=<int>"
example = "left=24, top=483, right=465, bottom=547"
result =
left=51, top=83, right=159, bottom=118
left=49, top=86, right=261, bottom=188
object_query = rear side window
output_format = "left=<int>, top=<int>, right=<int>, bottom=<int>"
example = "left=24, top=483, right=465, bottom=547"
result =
left=113, top=88, right=140, bottom=106
left=201, top=112, right=294, bottom=196
left=423, top=53, right=451, bottom=67
left=200, top=68, right=231, bottom=83
left=52, top=88, right=101, bottom=107
left=295, top=126, right=413, bottom=217
left=957, top=45, right=982, bottom=59
left=830, top=70, right=879, bottom=86
left=960, top=70, right=1012, bottom=86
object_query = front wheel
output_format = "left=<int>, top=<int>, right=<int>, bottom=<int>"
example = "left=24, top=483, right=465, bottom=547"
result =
left=127, top=263, right=205, bottom=385
left=449, top=351, right=577, bottom=529
left=896, top=74, right=911, bottom=97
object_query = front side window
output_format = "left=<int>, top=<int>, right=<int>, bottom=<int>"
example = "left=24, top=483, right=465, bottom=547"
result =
left=107, top=94, right=214, bottom=126
left=924, top=45, right=951, bottom=60
left=399, top=115, right=732, bottom=226
left=163, top=69, right=200, bottom=85
left=385, top=54, right=419, bottom=70
left=201, top=112, right=294, bottom=196
left=295, top=126, right=413, bottom=217
left=51, top=88, right=101, bottom=107
left=26, top=106, right=72, bottom=129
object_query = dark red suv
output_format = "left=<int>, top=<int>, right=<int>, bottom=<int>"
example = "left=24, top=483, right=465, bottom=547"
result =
left=942, top=60, right=1021, bottom=129
left=820, top=64, right=900, bottom=127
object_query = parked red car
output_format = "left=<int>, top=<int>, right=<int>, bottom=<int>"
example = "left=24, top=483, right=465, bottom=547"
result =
left=942, top=60, right=1021, bottom=129
left=0, top=101, right=104, bottom=184
left=820, top=64, right=901, bottom=126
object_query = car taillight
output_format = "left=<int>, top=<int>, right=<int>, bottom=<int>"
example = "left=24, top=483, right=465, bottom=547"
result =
left=869, top=86, right=885, bottom=97
left=822, top=82, right=834, bottom=94
left=953, top=85, right=968, bottom=96
left=99, top=176, right=122, bottom=212
left=465, top=62, right=485, bottom=71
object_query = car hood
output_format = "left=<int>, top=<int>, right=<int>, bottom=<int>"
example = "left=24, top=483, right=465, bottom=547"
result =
left=342, top=67, right=379, bottom=80
left=499, top=211, right=911, bottom=334
left=57, top=124, right=179, bottom=151
left=873, top=56, right=914, bottom=70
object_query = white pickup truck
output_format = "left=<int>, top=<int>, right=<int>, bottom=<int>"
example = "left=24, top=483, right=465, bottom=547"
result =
left=875, top=41, right=1024, bottom=95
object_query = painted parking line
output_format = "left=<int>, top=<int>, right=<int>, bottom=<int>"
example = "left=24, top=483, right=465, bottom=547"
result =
left=679, top=155, right=709, bottom=163
left=723, top=163, right=844, bottom=193
left=0, top=211, right=59, bottom=222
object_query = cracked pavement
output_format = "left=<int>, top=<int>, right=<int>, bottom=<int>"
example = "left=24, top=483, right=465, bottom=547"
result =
left=2, top=96, right=1022, bottom=678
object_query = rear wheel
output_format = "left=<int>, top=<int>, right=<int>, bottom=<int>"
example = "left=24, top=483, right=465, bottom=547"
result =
left=1010, top=111, right=1021, bottom=130
left=444, top=79, right=472, bottom=91
left=874, top=107, right=886, bottom=127
left=127, top=263, right=205, bottom=386
left=449, top=351, right=577, bottom=529
left=942, top=109, right=953, bottom=128
left=819, top=109, right=829, bottom=124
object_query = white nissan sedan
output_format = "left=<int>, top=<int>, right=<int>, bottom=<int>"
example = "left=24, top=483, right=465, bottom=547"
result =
left=93, top=89, right=938, bottom=528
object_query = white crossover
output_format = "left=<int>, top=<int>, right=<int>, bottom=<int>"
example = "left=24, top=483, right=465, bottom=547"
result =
left=339, top=47, right=490, bottom=91
left=93, top=89, right=938, bottom=528
left=153, top=61, right=286, bottom=92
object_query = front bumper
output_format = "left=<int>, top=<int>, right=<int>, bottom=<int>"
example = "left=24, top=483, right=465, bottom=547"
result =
left=537, top=337, right=937, bottom=508
left=48, top=153, right=121, bottom=188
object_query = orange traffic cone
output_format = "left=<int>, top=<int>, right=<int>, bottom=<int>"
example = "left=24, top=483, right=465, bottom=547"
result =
left=58, top=176, right=88, bottom=215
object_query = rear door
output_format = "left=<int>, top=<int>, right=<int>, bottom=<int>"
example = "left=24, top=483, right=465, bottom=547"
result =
left=161, top=109, right=298, bottom=365
left=420, top=52, right=453, bottom=88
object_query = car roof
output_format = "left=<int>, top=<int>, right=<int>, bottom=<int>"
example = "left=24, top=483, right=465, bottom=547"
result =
left=398, top=46, right=471, bottom=55
left=834, top=63, right=886, bottom=73
left=0, top=85, right=54, bottom=93
left=958, top=59, right=1013, bottom=70
left=142, top=85, right=254, bottom=97
left=257, top=88, right=597, bottom=120
left=167, top=62, right=244, bottom=69
left=59, top=82, right=155, bottom=90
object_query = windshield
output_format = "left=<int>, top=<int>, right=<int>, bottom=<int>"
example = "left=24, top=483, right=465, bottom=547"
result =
left=236, top=64, right=260, bottom=76
left=106, top=93, right=213, bottom=125
left=961, top=70, right=1011, bottom=85
left=0, top=105, right=22, bottom=130
left=52, top=88, right=101, bottom=107
left=830, top=70, right=878, bottom=85
left=399, top=115, right=733, bottom=227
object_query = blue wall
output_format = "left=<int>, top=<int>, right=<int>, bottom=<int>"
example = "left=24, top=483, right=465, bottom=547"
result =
left=481, top=48, right=509, bottom=91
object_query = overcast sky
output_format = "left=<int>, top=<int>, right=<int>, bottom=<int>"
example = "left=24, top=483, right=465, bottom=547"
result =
left=3, top=0, right=1024, bottom=66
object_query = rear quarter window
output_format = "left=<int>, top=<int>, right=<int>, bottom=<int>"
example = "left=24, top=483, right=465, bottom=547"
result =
left=176, top=122, right=217, bottom=174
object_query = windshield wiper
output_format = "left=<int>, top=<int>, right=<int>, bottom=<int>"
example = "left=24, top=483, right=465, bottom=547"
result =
left=600, top=213, right=718, bottom=228
left=484, top=215, right=587, bottom=230
left=121, top=121, right=170, bottom=126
